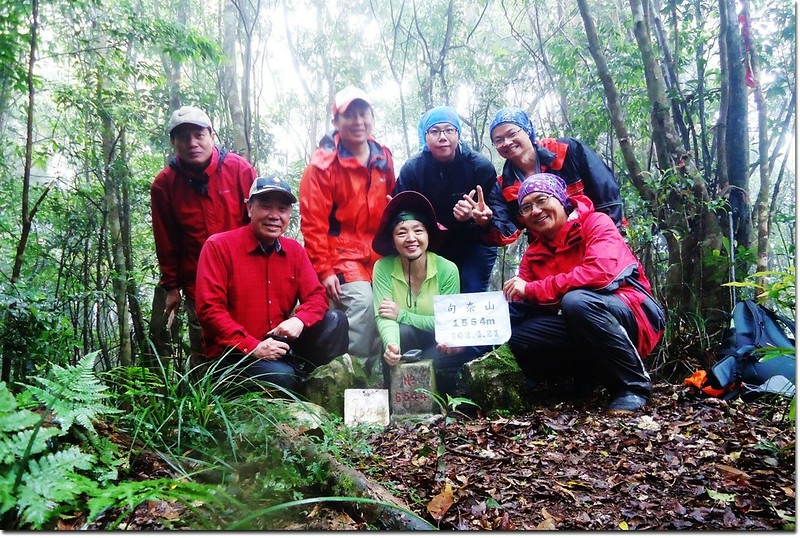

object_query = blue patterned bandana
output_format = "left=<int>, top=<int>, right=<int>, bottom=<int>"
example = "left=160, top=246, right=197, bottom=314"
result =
left=489, top=107, right=536, bottom=143
left=418, top=106, right=461, bottom=151
left=518, top=173, right=568, bottom=208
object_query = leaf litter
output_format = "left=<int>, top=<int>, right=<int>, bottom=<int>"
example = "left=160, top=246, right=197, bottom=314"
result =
left=344, top=382, right=796, bottom=530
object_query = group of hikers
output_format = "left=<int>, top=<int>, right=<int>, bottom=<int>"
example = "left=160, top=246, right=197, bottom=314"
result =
left=150, top=85, right=665, bottom=415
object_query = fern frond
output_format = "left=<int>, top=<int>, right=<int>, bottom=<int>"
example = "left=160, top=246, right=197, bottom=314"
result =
left=0, top=427, right=61, bottom=465
left=16, top=445, right=96, bottom=527
left=0, top=382, right=42, bottom=434
left=0, top=409, right=41, bottom=433
left=0, top=382, right=18, bottom=413
left=85, top=478, right=226, bottom=529
left=25, top=352, right=119, bottom=433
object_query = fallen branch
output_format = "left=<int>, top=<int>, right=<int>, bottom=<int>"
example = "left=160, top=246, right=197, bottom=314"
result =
left=276, top=424, right=435, bottom=531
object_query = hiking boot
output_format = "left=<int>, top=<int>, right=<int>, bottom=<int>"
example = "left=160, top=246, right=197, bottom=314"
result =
left=606, top=392, right=648, bottom=415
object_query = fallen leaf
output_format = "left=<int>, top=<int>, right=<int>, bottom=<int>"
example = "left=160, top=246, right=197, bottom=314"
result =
left=427, top=484, right=455, bottom=521
left=706, top=488, right=736, bottom=503
left=536, top=518, right=556, bottom=530
left=715, top=464, right=750, bottom=481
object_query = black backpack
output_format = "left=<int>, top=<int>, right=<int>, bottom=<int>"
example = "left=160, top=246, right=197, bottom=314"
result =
left=708, top=299, right=796, bottom=400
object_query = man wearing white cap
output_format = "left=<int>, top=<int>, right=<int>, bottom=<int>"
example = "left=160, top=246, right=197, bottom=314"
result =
left=299, top=86, right=396, bottom=361
left=150, top=105, right=257, bottom=369
left=196, top=176, right=348, bottom=391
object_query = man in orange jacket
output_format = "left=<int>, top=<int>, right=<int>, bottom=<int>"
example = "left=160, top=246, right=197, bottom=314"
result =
left=299, top=86, right=396, bottom=359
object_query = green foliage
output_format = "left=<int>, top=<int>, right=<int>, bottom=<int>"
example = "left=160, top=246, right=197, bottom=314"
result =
left=24, top=352, right=120, bottom=434
left=0, top=282, right=78, bottom=382
left=0, top=354, right=120, bottom=529
left=84, top=477, right=233, bottom=530
left=723, top=269, right=796, bottom=315
left=416, top=387, right=477, bottom=423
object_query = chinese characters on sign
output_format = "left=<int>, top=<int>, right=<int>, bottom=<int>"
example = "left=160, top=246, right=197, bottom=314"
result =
left=433, top=291, right=511, bottom=347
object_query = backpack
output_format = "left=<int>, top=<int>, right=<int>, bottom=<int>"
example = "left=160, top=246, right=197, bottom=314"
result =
left=706, top=299, right=796, bottom=400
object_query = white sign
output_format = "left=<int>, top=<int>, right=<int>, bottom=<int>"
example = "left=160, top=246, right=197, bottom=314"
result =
left=433, top=291, right=511, bottom=347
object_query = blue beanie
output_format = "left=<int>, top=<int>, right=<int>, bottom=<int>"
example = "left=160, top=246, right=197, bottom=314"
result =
left=489, top=107, right=536, bottom=143
left=418, top=106, right=461, bottom=151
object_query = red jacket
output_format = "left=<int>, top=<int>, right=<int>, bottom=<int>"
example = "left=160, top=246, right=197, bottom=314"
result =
left=299, top=134, right=395, bottom=284
left=517, top=195, right=663, bottom=359
left=195, top=225, right=328, bottom=359
left=150, top=146, right=256, bottom=300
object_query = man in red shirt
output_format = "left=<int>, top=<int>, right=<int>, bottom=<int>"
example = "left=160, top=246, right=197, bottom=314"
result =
left=150, top=106, right=257, bottom=367
left=196, top=176, right=348, bottom=391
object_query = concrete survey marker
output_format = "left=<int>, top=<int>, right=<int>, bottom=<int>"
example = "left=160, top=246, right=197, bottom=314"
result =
left=390, top=360, right=438, bottom=415
left=344, top=389, right=390, bottom=426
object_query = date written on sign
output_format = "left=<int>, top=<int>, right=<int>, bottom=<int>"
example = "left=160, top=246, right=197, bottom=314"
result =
left=433, top=291, right=511, bottom=347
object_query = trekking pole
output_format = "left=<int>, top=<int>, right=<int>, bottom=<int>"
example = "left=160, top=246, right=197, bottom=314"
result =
left=728, top=210, right=737, bottom=307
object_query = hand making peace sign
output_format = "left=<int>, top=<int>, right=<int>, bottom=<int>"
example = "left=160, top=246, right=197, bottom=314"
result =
left=453, top=184, right=493, bottom=227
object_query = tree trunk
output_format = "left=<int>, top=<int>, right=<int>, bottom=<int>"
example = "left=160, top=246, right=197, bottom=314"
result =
left=628, top=0, right=727, bottom=324
left=369, top=0, right=413, bottom=157
left=222, top=1, right=248, bottom=157
left=576, top=0, right=655, bottom=208
left=722, top=0, right=751, bottom=255
left=96, top=30, right=131, bottom=366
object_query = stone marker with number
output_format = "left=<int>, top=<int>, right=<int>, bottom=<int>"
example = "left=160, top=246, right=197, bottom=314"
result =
left=389, top=360, right=438, bottom=415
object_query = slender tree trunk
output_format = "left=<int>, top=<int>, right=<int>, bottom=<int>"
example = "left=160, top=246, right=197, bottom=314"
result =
left=100, top=118, right=132, bottom=366
left=576, top=0, right=653, bottom=207
left=721, top=0, right=751, bottom=253
left=693, top=0, right=713, bottom=180
left=222, top=1, right=248, bottom=156
left=628, top=0, right=727, bottom=323
left=11, top=0, right=49, bottom=284
left=3, top=0, right=48, bottom=383
left=369, top=0, right=412, bottom=156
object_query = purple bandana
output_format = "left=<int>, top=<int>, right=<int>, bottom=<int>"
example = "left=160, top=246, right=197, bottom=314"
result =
left=517, top=173, right=569, bottom=208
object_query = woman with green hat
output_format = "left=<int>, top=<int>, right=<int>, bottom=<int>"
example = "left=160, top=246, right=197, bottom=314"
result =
left=372, top=190, right=474, bottom=396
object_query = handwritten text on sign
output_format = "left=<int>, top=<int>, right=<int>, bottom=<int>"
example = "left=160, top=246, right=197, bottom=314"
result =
left=433, top=291, right=511, bottom=347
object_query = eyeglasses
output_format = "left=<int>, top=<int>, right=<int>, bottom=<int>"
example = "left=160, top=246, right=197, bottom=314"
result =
left=492, top=128, right=522, bottom=147
left=426, top=127, right=458, bottom=138
left=519, top=195, right=553, bottom=216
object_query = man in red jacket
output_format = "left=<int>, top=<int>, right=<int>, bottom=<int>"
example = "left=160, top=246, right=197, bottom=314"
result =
left=299, top=86, right=396, bottom=360
left=502, top=174, right=664, bottom=414
left=196, top=176, right=348, bottom=391
left=150, top=106, right=257, bottom=368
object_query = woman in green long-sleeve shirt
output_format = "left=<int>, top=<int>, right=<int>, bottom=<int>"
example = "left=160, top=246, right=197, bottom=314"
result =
left=372, top=190, right=474, bottom=395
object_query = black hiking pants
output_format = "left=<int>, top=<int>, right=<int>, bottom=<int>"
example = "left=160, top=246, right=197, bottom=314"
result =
left=507, top=289, right=652, bottom=398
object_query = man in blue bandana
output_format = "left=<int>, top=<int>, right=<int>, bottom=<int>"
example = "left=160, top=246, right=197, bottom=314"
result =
left=488, top=107, right=624, bottom=240
left=394, top=106, right=517, bottom=293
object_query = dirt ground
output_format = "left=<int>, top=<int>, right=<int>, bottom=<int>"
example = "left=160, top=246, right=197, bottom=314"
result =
left=340, top=382, right=796, bottom=530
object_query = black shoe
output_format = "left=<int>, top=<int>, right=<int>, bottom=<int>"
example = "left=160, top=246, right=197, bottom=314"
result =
left=606, top=392, right=648, bottom=415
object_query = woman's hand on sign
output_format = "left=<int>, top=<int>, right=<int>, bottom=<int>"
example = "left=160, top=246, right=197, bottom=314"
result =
left=437, top=343, right=464, bottom=355
left=383, top=343, right=402, bottom=366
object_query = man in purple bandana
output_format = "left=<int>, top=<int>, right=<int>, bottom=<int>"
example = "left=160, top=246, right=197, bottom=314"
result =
left=394, top=106, right=516, bottom=293
left=503, top=173, right=664, bottom=414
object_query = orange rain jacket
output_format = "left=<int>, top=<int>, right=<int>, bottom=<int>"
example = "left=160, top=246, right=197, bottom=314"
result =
left=299, top=133, right=396, bottom=285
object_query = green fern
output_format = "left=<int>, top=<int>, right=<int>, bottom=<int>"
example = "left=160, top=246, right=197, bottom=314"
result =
left=84, top=478, right=230, bottom=530
left=13, top=446, right=96, bottom=527
left=24, top=352, right=120, bottom=434
left=0, top=353, right=123, bottom=529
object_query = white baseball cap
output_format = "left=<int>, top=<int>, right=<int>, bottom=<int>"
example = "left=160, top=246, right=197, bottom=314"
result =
left=332, top=86, right=372, bottom=117
left=168, top=106, right=213, bottom=134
